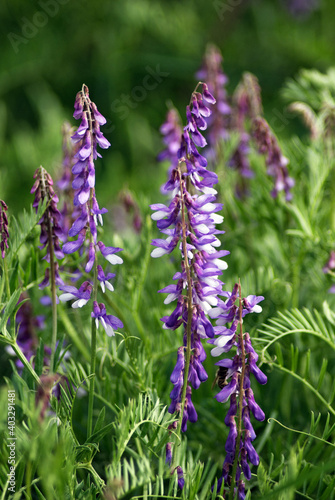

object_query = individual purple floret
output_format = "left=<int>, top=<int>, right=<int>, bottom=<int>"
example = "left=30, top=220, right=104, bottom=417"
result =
left=151, top=83, right=229, bottom=442
left=196, top=44, right=231, bottom=160
left=59, top=281, right=92, bottom=308
left=323, top=250, right=335, bottom=274
left=31, top=166, right=65, bottom=289
left=91, top=301, right=123, bottom=337
left=62, top=84, right=123, bottom=272
left=209, top=284, right=264, bottom=357
left=252, top=117, right=295, bottom=201
left=0, top=200, right=9, bottom=259
left=322, top=250, right=335, bottom=293
left=210, top=285, right=267, bottom=498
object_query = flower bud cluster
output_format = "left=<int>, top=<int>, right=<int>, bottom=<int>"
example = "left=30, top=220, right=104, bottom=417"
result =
left=157, top=107, right=183, bottom=188
left=252, top=117, right=295, bottom=201
left=57, top=121, right=79, bottom=237
left=0, top=200, right=9, bottom=259
left=196, top=44, right=231, bottom=160
left=228, top=74, right=262, bottom=195
left=30, top=166, right=64, bottom=289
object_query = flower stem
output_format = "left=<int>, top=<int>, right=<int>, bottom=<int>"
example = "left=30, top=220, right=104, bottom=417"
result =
left=229, top=279, right=246, bottom=500
left=175, top=166, right=193, bottom=442
left=87, top=258, right=98, bottom=439
left=39, top=166, right=58, bottom=373
left=47, top=215, right=58, bottom=373
left=3, top=257, right=10, bottom=298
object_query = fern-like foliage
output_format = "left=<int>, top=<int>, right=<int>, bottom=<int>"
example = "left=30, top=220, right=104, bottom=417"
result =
left=256, top=306, right=335, bottom=354
left=9, top=199, right=48, bottom=257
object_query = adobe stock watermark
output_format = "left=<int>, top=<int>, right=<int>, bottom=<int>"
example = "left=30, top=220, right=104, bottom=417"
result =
left=104, top=65, right=170, bottom=134
left=7, top=390, right=16, bottom=494
left=7, top=0, right=70, bottom=54
left=213, top=0, right=243, bottom=21
left=269, top=106, right=292, bottom=133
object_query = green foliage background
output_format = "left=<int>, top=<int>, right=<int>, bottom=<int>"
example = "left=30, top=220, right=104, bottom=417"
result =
left=0, top=0, right=335, bottom=211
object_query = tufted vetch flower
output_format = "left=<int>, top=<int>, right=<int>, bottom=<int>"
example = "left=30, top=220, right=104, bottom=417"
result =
left=151, top=83, right=230, bottom=446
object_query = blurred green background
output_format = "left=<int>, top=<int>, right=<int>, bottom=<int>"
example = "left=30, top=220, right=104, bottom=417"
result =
left=0, top=0, right=335, bottom=213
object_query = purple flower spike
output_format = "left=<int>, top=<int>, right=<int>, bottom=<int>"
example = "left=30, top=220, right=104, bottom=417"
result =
left=152, top=84, right=231, bottom=443
left=253, top=117, right=294, bottom=201
left=176, top=466, right=185, bottom=490
left=210, top=285, right=266, bottom=493
left=0, top=200, right=9, bottom=259
left=157, top=108, right=183, bottom=190
left=31, top=167, right=65, bottom=289
left=196, top=45, right=231, bottom=160
left=63, top=84, right=113, bottom=266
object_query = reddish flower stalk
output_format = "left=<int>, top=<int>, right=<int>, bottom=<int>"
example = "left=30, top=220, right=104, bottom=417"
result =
left=31, top=166, right=64, bottom=371
left=0, top=200, right=9, bottom=259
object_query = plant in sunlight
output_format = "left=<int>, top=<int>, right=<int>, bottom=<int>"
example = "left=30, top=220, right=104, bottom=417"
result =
left=1, top=61, right=335, bottom=500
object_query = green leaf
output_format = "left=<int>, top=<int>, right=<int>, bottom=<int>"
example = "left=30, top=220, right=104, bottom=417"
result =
left=35, top=339, right=45, bottom=377
left=86, top=422, right=114, bottom=446
left=9, top=257, right=19, bottom=292
left=8, top=199, right=48, bottom=257
left=93, top=406, right=106, bottom=435
left=286, top=203, right=313, bottom=239
left=53, top=334, right=70, bottom=372
left=0, top=288, right=22, bottom=338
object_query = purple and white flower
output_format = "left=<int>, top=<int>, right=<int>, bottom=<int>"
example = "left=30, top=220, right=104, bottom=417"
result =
left=59, top=281, right=92, bottom=308
left=91, top=301, right=123, bottom=337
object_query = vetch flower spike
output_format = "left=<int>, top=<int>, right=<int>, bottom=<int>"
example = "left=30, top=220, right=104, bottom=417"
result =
left=151, top=82, right=230, bottom=472
left=253, top=117, right=294, bottom=201
left=196, top=44, right=231, bottom=161
left=211, top=281, right=267, bottom=499
left=31, top=166, right=64, bottom=371
left=59, top=84, right=123, bottom=441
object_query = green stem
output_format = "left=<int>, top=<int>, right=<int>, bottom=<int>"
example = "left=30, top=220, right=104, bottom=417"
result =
left=58, top=307, right=90, bottom=361
left=330, top=156, right=335, bottom=233
left=82, top=88, right=99, bottom=440
left=39, top=166, right=58, bottom=372
left=48, top=224, right=58, bottom=373
left=3, top=257, right=10, bottom=298
left=291, top=246, right=305, bottom=309
left=11, top=342, right=41, bottom=386
left=87, top=261, right=98, bottom=439
left=229, top=280, right=246, bottom=500
left=76, top=463, right=105, bottom=492
left=133, top=219, right=152, bottom=313
left=26, top=460, right=32, bottom=499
